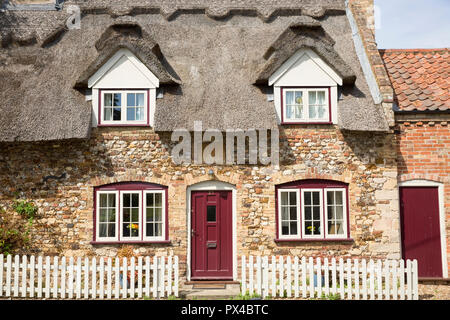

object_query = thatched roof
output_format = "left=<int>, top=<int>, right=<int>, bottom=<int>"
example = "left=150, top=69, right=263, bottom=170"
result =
left=0, top=0, right=390, bottom=142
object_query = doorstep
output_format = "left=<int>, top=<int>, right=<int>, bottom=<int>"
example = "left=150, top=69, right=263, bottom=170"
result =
left=180, top=281, right=241, bottom=300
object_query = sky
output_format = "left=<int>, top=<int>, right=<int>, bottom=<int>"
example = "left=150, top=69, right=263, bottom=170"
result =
left=375, top=0, right=450, bottom=49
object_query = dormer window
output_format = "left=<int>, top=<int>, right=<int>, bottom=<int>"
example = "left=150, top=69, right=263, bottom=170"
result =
left=282, top=88, right=330, bottom=123
left=268, top=48, right=343, bottom=125
left=87, top=48, right=159, bottom=127
left=100, top=90, right=148, bottom=125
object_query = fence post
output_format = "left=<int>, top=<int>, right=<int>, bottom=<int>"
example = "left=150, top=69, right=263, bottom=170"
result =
left=174, top=256, right=179, bottom=297
left=308, top=257, right=314, bottom=298
left=138, top=256, right=143, bottom=298
left=346, top=259, right=352, bottom=300
left=53, top=256, right=59, bottom=298
left=271, top=256, right=276, bottom=297
left=241, top=256, right=246, bottom=295
left=324, top=258, right=329, bottom=297
left=13, top=255, right=20, bottom=297
left=5, top=254, right=11, bottom=297
left=45, top=256, right=51, bottom=299
left=294, top=256, right=299, bottom=298
left=0, top=254, right=3, bottom=297
left=354, top=259, right=359, bottom=300
left=406, top=260, right=412, bottom=300
left=21, top=255, right=27, bottom=298
left=249, top=255, right=254, bottom=296
left=256, top=256, right=262, bottom=296
left=412, top=260, right=418, bottom=300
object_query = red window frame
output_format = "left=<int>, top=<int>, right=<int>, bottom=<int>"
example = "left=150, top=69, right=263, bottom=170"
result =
left=280, top=86, right=332, bottom=125
left=92, top=182, right=170, bottom=244
left=275, top=179, right=352, bottom=242
left=97, top=89, right=151, bottom=127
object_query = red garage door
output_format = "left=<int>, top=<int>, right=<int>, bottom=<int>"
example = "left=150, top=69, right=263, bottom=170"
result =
left=400, top=186, right=442, bottom=278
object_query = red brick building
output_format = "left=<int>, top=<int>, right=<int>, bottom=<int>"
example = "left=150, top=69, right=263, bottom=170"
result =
left=381, top=48, right=449, bottom=279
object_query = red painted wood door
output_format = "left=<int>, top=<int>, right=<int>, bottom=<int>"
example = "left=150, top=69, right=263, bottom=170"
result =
left=191, top=191, right=233, bottom=280
left=400, top=187, right=442, bottom=278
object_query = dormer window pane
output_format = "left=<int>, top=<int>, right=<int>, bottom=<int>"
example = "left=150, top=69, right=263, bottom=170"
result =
left=282, top=88, right=329, bottom=123
left=101, top=90, right=148, bottom=125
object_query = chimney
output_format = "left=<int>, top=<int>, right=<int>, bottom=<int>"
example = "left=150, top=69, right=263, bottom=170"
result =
left=348, top=0, right=375, bottom=35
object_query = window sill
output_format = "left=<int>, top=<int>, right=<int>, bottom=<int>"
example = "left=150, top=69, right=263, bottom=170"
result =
left=281, top=121, right=333, bottom=125
left=97, top=124, right=150, bottom=127
left=274, top=238, right=354, bottom=243
left=90, top=240, right=171, bottom=245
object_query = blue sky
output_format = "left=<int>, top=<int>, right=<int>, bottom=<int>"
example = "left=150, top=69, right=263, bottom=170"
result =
left=375, top=0, right=450, bottom=49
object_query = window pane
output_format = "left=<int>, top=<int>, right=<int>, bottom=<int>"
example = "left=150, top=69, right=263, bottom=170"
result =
left=335, top=191, right=343, bottom=205
left=146, top=194, right=154, bottom=207
left=313, top=206, right=320, bottom=220
left=304, top=192, right=311, bottom=205
left=123, top=194, right=130, bottom=207
left=136, top=93, right=145, bottom=106
left=289, top=206, right=297, bottom=220
left=108, top=194, right=115, bottom=207
left=146, top=223, right=154, bottom=237
left=113, top=93, right=121, bottom=106
left=295, top=91, right=303, bottom=105
left=146, top=208, right=154, bottom=222
left=127, top=93, right=135, bottom=106
left=309, top=91, right=316, bottom=105
left=317, top=91, right=326, bottom=104
left=154, top=208, right=162, bottom=222
left=305, top=206, right=311, bottom=220
left=207, top=206, right=216, bottom=222
left=289, top=192, right=296, bottom=205
left=313, top=192, right=320, bottom=205
left=99, top=224, right=107, bottom=237
left=281, top=206, right=289, bottom=220
left=305, top=221, right=313, bottom=235
left=309, top=105, right=317, bottom=119
left=154, top=193, right=162, bottom=207
left=100, top=194, right=108, bottom=207
left=290, top=222, right=297, bottom=235
left=131, top=225, right=139, bottom=237
left=123, top=223, right=130, bottom=237
left=123, top=208, right=130, bottom=221
left=327, top=191, right=334, bottom=205
left=327, top=205, right=334, bottom=220
left=108, top=209, right=116, bottom=222
left=99, top=209, right=107, bottom=222
left=155, top=223, right=162, bottom=237
left=281, top=192, right=288, bottom=205
left=131, top=208, right=139, bottom=222
left=286, top=91, right=294, bottom=105
left=136, top=107, right=144, bottom=121
left=104, top=93, right=112, bottom=107
left=108, top=223, right=115, bottom=237
left=281, top=221, right=289, bottom=235
left=313, top=221, right=321, bottom=235
left=335, top=206, right=343, bottom=219
left=132, top=193, right=139, bottom=207
left=104, top=108, right=112, bottom=121
left=113, top=107, right=121, bottom=121
left=127, top=107, right=135, bottom=121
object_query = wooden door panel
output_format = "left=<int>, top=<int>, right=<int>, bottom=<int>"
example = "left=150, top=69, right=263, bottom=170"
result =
left=400, top=186, right=442, bottom=278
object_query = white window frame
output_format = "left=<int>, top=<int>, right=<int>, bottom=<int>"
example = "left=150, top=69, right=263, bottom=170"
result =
left=282, top=88, right=330, bottom=123
left=301, top=188, right=324, bottom=239
left=119, top=190, right=142, bottom=241
left=324, top=188, right=348, bottom=239
left=143, top=190, right=166, bottom=242
left=277, top=189, right=300, bottom=240
left=96, top=190, right=119, bottom=242
left=100, top=90, right=148, bottom=126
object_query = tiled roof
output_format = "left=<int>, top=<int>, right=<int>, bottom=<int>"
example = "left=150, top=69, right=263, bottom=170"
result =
left=380, top=48, right=450, bottom=111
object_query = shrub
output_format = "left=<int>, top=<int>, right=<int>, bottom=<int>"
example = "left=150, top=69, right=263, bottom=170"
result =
left=0, top=207, right=33, bottom=255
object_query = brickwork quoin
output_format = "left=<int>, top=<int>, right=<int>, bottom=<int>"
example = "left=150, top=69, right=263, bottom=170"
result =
left=0, top=125, right=399, bottom=281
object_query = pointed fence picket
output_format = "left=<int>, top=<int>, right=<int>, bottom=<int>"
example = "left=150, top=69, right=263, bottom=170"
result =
left=0, top=254, right=178, bottom=299
left=241, top=255, right=419, bottom=300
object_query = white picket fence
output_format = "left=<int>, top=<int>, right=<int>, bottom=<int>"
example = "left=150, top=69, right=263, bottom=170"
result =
left=241, top=256, right=419, bottom=300
left=0, top=254, right=179, bottom=299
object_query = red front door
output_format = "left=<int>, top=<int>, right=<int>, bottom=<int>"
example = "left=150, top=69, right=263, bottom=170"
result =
left=400, top=186, right=442, bottom=278
left=191, top=191, right=233, bottom=280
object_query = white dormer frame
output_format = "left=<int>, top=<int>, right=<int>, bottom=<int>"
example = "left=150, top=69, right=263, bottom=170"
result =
left=88, top=48, right=159, bottom=127
left=269, top=48, right=343, bottom=125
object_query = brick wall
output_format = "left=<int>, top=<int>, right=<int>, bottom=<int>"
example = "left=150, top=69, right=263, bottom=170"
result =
left=396, top=115, right=450, bottom=276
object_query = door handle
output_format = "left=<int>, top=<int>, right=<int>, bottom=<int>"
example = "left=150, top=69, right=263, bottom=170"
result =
left=191, top=229, right=196, bottom=237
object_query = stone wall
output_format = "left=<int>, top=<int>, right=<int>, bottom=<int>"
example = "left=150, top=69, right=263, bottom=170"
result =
left=0, top=126, right=399, bottom=281
left=396, top=114, right=450, bottom=275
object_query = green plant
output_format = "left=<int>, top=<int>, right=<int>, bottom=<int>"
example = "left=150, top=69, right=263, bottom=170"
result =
left=0, top=207, right=33, bottom=255
left=319, top=293, right=341, bottom=300
left=12, top=200, right=38, bottom=219
left=232, top=291, right=263, bottom=300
